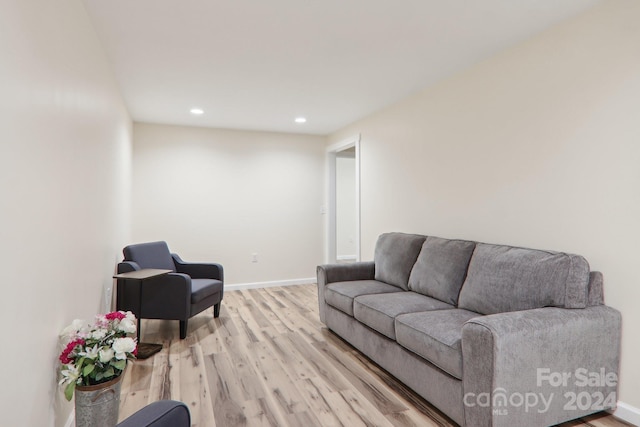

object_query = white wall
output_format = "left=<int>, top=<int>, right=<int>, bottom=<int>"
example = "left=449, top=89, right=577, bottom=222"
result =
left=336, top=154, right=357, bottom=258
left=132, top=123, right=325, bottom=284
left=330, top=0, right=640, bottom=414
left=0, top=1, right=132, bottom=426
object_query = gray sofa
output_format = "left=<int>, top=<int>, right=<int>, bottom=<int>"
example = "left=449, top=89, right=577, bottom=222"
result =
left=317, top=232, right=621, bottom=427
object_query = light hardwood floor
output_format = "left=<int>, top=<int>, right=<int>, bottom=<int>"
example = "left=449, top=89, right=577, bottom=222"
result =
left=118, top=284, right=631, bottom=427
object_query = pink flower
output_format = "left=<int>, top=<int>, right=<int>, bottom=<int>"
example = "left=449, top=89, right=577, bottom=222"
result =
left=59, top=339, right=85, bottom=364
left=105, top=311, right=126, bottom=321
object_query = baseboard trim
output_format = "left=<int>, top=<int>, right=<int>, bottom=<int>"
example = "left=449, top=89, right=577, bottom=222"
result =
left=226, top=277, right=316, bottom=291
left=611, top=400, right=640, bottom=425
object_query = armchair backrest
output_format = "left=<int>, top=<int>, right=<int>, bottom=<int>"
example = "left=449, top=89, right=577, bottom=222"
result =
left=123, top=241, right=176, bottom=271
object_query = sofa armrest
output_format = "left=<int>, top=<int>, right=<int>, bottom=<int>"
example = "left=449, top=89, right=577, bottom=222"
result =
left=117, top=400, right=190, bottom=427
left=316, top=262, right=375, bottom=323
left=317, top=261, right=375, bottom=285
left=461, top=305, right=621, bottom=427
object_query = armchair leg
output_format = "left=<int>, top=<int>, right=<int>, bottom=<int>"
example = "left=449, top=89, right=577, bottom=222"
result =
left=214, top=303, right=221, bottom=318
left=179, top=320, right=187, bottom=339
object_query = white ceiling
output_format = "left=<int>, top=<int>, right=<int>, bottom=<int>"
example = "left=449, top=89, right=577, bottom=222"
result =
left=83, top=0, right=601, bottom=135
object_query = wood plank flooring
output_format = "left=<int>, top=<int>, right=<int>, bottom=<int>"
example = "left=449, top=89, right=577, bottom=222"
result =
left=118, top=284, right=632, bottom=427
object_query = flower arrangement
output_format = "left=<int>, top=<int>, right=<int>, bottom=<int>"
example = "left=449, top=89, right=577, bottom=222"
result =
left=58, top=311, right=138, bottom=401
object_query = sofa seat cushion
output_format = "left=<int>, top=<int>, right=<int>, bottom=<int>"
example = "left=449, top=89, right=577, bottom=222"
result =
left=191, top=279, right=223, bottom=304
left=395, top=309, right=482, bottom=379
left=353, top=292, right=453, bottom=340
left=408, top=236, right=476, bottom=305
left=374, top=233, right=426, bottom=290
left=325, top=280, right=400, bottom=316
left=458, top=243, right=590, bottom=315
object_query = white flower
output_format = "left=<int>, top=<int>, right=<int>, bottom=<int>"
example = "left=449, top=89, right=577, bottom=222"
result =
left=125, top=311, right=136, bottom=322
left=91, top=328, right=107, bottom=340
left=99, top=348, right=115, bottom=363
left=60, top=319, right=86, bottom=340
left=117, top=318, right=137, bottom=334
left=112, top=337, right=136, bottom=360
left=59, top=364, right=80, bottom=386
left=80, top=344, right=100, bottom=360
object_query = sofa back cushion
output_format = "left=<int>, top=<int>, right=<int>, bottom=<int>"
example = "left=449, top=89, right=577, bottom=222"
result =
left=374, top=232, right=426, bottom=290
left=408, top=237, right=476, bottom=305
left=458, top=243, right=590, bottom=315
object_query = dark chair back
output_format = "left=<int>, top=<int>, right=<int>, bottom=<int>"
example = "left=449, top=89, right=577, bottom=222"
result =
left=123, top=241, right=175, bottom=271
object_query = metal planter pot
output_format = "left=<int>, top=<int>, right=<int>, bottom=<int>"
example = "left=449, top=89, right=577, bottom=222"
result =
left=74, top=374, right=123, bottom=427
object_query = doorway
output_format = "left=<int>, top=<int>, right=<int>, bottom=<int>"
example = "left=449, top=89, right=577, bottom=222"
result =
left=326, top=135, right=360, bottom=264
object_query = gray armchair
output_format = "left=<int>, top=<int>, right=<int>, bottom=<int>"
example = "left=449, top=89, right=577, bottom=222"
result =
left=116, top=241, right=223, bottom=339
left=117, top=400, right=190, bottom=427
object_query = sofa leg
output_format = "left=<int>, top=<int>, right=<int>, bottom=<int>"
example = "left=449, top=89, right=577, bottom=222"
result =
left=179, top=320, right=187, bottom=339
left=214, top=303, right=221, bottom=318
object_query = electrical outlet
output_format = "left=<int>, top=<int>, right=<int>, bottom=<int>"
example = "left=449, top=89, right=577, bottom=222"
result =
left=252, top=253, right=258, bottom=263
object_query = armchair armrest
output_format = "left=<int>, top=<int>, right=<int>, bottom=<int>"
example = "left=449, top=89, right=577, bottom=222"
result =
left=117, top=261, right=141, bottom=274
left=461, top=305, right=621, bottom=427
left=316, top=261, right=375, bottom=323
left=172, top=253, right=223, bottom=280
left=117, top=400, right=190, bottom=427
left=139, top=273, right=192, bottom=320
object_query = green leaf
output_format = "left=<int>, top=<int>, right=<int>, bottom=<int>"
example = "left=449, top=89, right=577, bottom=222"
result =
left=83, top=363, right=95, bottom=377
left=103, top=367, right=115, bottom=379
left=76, top=357, right=86, bottom=371
left=112, top=360, right=126, bottom=371
left=64, top=382, right=75, bottom=401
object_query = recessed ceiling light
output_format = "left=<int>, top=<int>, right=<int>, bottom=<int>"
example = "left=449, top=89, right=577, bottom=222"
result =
left=295, top=117, right=307, bottom=123
left=190, top=108, right=204, bottom=115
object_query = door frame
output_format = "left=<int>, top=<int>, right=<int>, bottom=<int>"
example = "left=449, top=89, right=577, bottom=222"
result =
left=326, top=134, right=361, bottom=263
